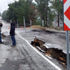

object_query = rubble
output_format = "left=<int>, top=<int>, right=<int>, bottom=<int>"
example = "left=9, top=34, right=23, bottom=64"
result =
left=31, top=37, right=47, bottom=52
left=31, top=37, right=67, bottom=66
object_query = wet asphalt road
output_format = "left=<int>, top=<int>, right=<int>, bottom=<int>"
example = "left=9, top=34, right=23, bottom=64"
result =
left=0, top=21, right=66, bottom=70
left=0, top=35, right=59, bottom=70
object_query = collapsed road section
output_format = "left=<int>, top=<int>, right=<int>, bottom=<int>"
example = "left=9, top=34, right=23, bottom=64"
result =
left=31, top=37, right=67, bottom=66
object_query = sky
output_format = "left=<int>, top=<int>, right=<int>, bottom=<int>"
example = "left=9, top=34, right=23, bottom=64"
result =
left=0, top=0, right=19, bottom=13
left=0, top=0, right=35, bottom=13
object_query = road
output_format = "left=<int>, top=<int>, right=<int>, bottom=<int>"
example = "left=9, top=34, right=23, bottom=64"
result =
left=0, top=20, right=66, bottom=70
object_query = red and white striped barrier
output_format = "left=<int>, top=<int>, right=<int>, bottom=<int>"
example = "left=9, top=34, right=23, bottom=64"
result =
left=64, top=0, right=70, bottom=30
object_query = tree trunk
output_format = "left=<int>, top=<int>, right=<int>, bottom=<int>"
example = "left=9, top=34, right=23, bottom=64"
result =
left=58, top=12, right=60, bottom=27
left=45, top=0, right=48, bottom=27
left=41, top=20, right=44, bottom=27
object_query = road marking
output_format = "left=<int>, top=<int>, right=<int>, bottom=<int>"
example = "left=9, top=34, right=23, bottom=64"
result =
left=16, top=32, right=62, bottom=70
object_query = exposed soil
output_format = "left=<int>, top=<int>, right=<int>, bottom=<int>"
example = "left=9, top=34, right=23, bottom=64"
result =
left=31, top=38, right=67, bottom=67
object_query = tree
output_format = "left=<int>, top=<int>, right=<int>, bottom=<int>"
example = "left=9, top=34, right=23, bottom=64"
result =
left=4, top=0, right=36, bottom=26
left=2, top=10, right=8, bottom=21
left=35, top=0, right=54, bottom=27
left=35, top=0, right=48, bottom=26
left=51, top=0, right=63, bottom=27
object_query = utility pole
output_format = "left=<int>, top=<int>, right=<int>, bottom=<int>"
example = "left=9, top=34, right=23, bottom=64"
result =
left=17, top=19, right=19, bottom=28
left=30, top=19, right=32, bottom=30
left=64, top=0, right=70, bottom=70
left=66, top=31, right=70, bottom=70
left=23, top=16, right=26, bottom=32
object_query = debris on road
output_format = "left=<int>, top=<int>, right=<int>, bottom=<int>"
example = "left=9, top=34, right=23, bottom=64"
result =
left=31, top=37, right=47, bottom=52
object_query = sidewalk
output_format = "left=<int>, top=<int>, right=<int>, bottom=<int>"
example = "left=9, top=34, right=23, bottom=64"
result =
left=0, top=44, right=10, bottom=67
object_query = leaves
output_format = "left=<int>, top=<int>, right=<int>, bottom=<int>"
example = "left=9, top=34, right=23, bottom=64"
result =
left=2, top=0, right=63, bottom=27
left=2, top=0, right=35, bottom=25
